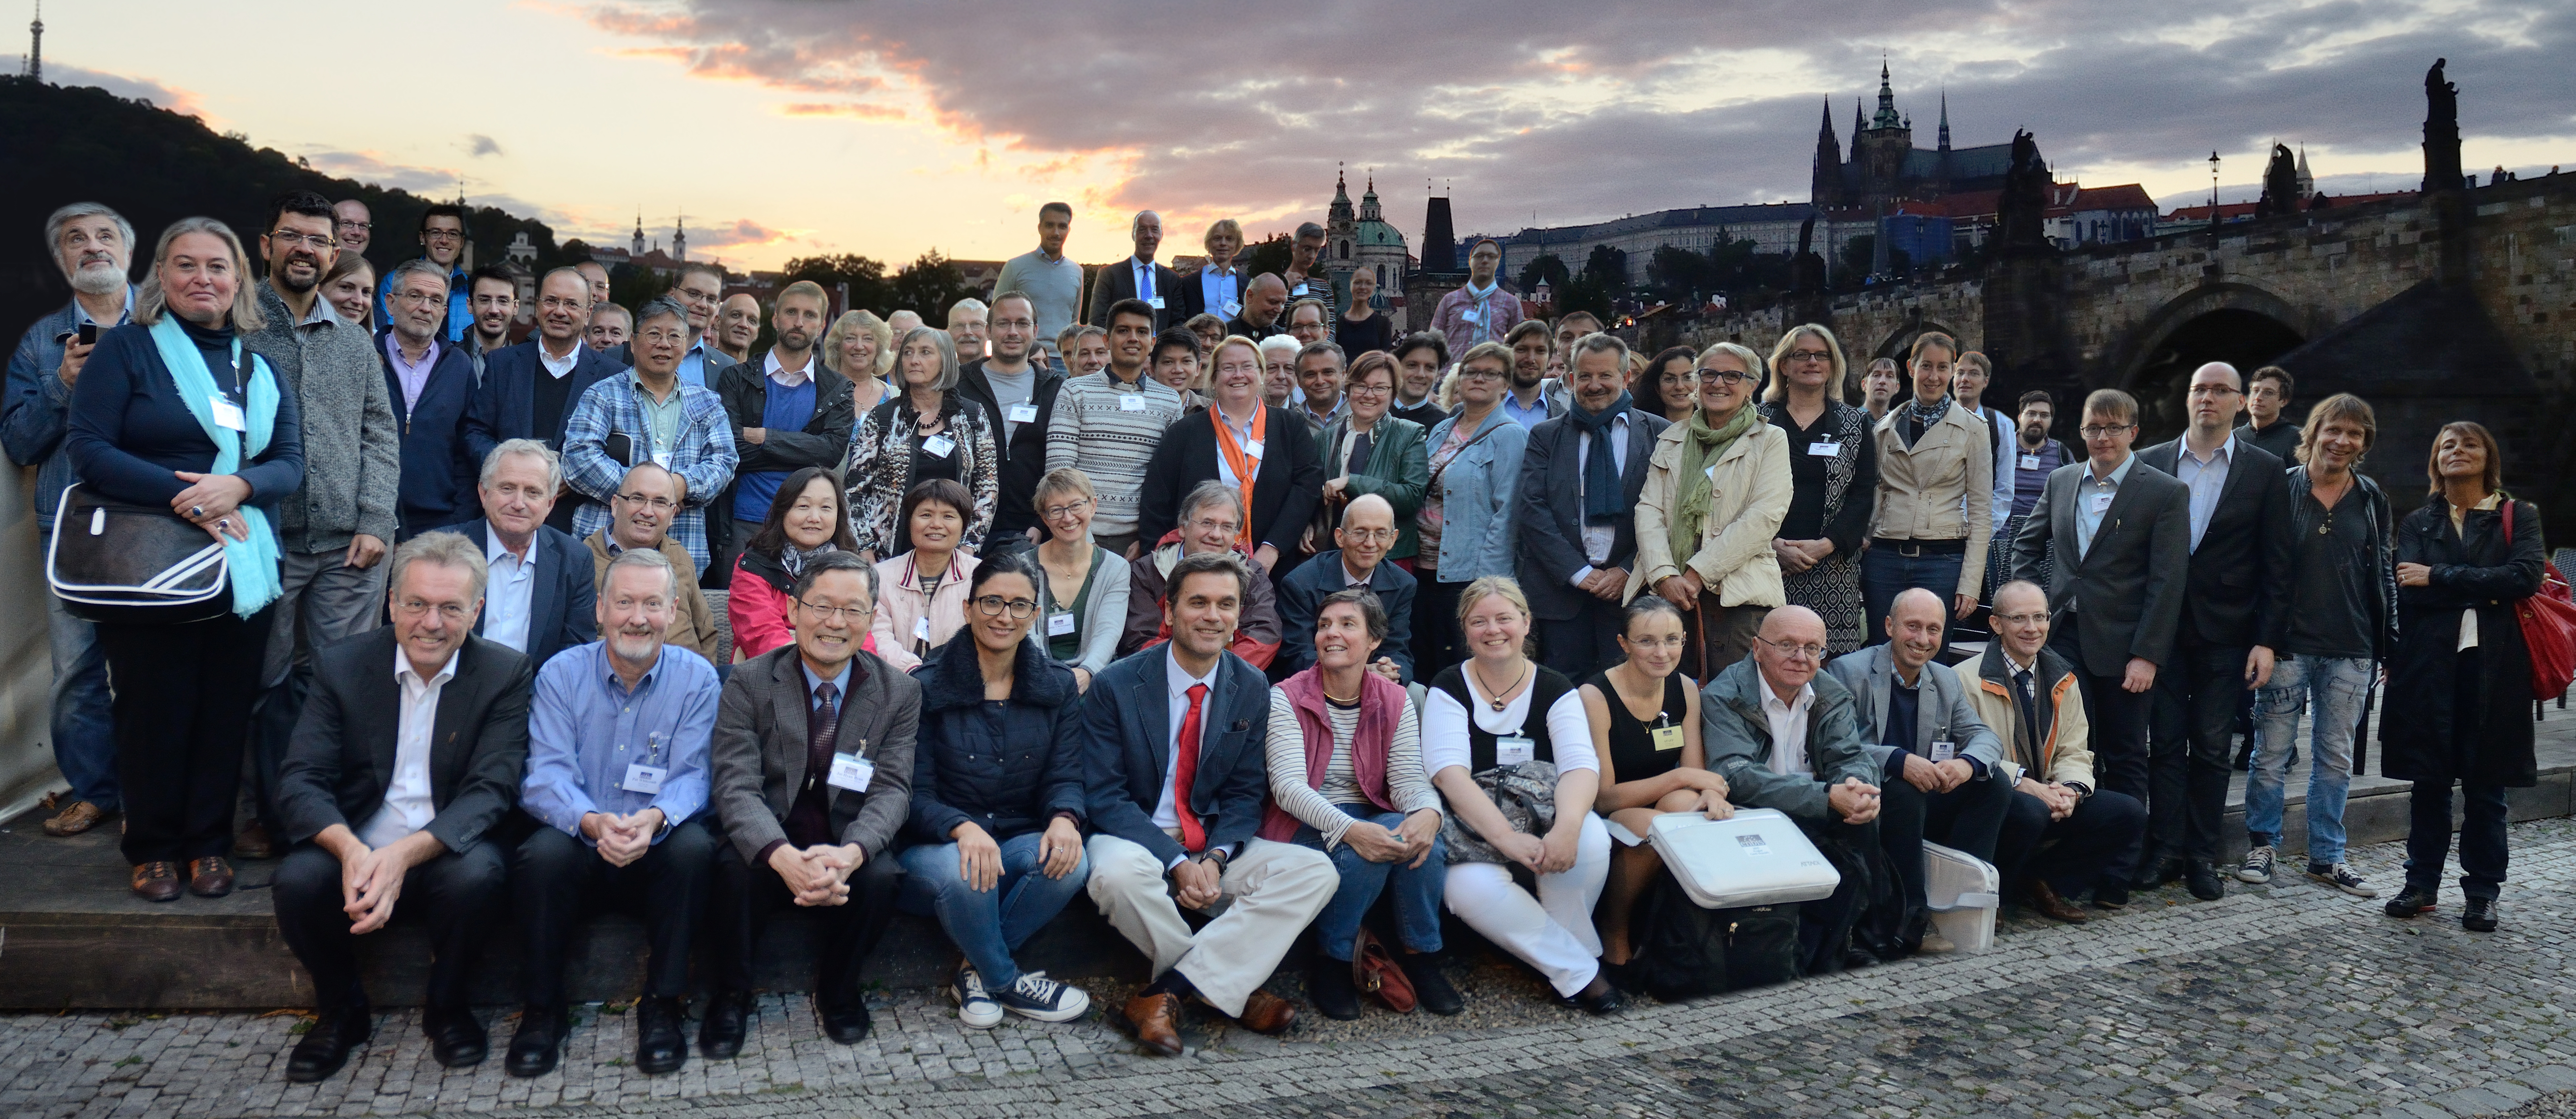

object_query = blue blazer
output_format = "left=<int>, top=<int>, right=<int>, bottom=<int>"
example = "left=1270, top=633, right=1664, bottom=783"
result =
left=462, top=339, right=625, bottom=470
left=1080, top=645, right=1272, bottom=867
left=1514, top=407, right=1667, bottom=621
left=1272, top=549, right=1417, bottom=683
left=376, top=330, right=482, bottom=539
left=433, top=517, right=598, bottom=672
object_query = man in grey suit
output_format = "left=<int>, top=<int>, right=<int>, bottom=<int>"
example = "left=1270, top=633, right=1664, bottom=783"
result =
left=2009, top=388, right=2191, bottom=816
left=704, top=551, right=917, bottom=1053
left=1825, top=588, right=2011, bottom=954
left=1515, top=333, right=1669, bottom=676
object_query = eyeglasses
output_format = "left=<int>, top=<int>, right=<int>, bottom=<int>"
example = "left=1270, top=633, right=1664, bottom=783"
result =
left=638, top=328, right=688, bottom=344
left=1040, top=498, right=1091, bottom=520
left=1701, top=369, right=1758, bottom=385
left=1346, top=382, right=1392, bottom=397
left=339, top=221, right=373, bottom=234
left=1784, top=349, right=1833, bottom=365
left=2078, top=424, right=2136, bottom=438
left=396, top=598, right=472, bottom=622
left=1991, top=611, right=2050, bottom=627
left=972, top=595, right=1039, bottom=620
left=1757, top=635, right=1826, bottom=661
left=266, top=230, right=337, bottom=250
left=539, top=296, right=587, bottom=311
left=422, top=229, right=464, bottom=243
left=2186, top=384, right=2241, bottom=397
left=614, top=492, right=677, bottom=511
left=392, top=290, right=446, bottom=305
left=1187, top=517, right=1242, bottom=535
left=796, top=599, right=874, bottom=624
left=1459, top=366, right=1506, bottom=381
left=1341, top=527, right=1395, bottom=543
left=1623, top=633, right=1687, bottom=650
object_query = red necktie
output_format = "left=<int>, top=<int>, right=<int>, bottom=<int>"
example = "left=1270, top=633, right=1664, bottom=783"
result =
left=1173, top=683, right=1208, bottom=852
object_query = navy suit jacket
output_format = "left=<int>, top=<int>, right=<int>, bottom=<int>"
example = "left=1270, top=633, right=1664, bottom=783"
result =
left=434, top=517, right=599, bottom=671
left=1080, top=645, right=1271, bottom=867
left=1514, top=407, right=1668, bottom=621
left=1272, top=549, right=1417, bottom=682
left=463, top=339, right=626, bottom=469
left=376, top=329, right=482, bottom=539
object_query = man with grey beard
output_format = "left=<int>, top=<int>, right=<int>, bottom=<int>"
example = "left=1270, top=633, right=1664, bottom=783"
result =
left=4, top=202, right=137, bottom=839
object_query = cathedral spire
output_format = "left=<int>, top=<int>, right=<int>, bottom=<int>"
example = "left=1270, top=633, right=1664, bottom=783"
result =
left=1854, top=96, right=1864, bottom=139
left=1871, top=57, right=1901, bottom=130
left=1938, top=90, right=1951, bottom=151
left=1819, top=96, right=1838, bottom=143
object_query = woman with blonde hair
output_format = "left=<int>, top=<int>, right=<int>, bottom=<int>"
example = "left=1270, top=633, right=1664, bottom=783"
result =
left=822, top=309, right=894, bottom=413
left=1191, top=218, right=1248, bottom=322
left=1860, top=330, right=1988, bottom=641
left=1758, top=324, right=1878, bottom=654
left=1413, top=342, right=1527, bottom=668
left=1028, top=467, right=1129, bottom=691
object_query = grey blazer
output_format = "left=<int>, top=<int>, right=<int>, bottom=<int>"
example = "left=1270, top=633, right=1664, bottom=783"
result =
left=1822, top=643, right=2004, bottom=777
left=2008, top=455, right=2192, bottom=677
left=709, top=643, right=920, bottom=864
left=1513, top=406, right=1668, bottom=621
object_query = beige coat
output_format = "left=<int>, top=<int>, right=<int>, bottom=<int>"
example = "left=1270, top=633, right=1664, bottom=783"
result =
left=1625, top=421, right=1792, bottom=607
left=583, top=529, right=725, bottom=666
left=1867, top=403, right=1994, bottom=597
left=1960, top=645, right=2095, bottom=789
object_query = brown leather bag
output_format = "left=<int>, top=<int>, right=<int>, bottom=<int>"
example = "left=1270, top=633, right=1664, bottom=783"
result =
left=1350, top=926, right=1416, bottom=1013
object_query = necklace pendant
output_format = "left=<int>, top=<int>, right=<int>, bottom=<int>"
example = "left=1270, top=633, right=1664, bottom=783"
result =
left=2318, top=523, right=2330, bottom=535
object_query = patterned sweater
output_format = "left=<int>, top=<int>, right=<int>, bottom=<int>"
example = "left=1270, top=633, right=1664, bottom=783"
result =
left=1042, top=371, right=1184, bottom=537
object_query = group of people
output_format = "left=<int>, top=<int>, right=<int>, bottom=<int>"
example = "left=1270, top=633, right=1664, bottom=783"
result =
left=5, top=196, right=2550, bottom=1084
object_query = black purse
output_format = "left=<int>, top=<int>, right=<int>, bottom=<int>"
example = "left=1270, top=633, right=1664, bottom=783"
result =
left=47, top=483, right=232, bottom=625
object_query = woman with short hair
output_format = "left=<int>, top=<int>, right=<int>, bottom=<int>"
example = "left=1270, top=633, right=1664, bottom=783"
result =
left=821, top=309, right=894, bottom=414
left=1628, top=341, right=1792, bottom=678
left=846, top=326, right=999, bottom=559
left=1412, top=341, right=1528, bottom=669
left=1028, top=467, right=1129, bottom=691
left=1194, top=218, right=1247, bottom=323
left=870, top=478, right=983, bottom=671
left=1313, top=350, right=1428, bottom=569
left=1759, top=324, right=1878, bottom=656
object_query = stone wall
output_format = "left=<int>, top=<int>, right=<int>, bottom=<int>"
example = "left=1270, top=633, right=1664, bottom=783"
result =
left=2468, top=175, right=2576, bottom=389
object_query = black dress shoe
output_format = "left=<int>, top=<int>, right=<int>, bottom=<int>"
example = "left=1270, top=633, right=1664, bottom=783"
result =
left=1400, top=955, right=1464, bottom=1017
left=1558, top=974, right=1624, bottom=1016
left=634, top=995, right=687, bottom=1074
left=422, top=1006, right=488, bottom=1068
left=1306, top=959, right=1363, bottom=1021
left=2092, top=882, right=2131, bottom=910
left=2463, top=896, right=2500, bottom=932
left=284, top=1007, right=371, bottom=1083
left=2133, top=855, right=2189, bottom=891
left=2384, top=886, right=2438, bottom=919
left=816, top=992, right=873, bottom=1044
left=504, top=1006, right=565, bottom=1078
left=2184, top=862, right=2226, bottom=902
left=698, top=990, right=751, bottom=1059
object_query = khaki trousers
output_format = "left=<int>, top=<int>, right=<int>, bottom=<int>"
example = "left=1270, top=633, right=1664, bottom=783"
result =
left=1085, top=833, right=1336, bottom=1017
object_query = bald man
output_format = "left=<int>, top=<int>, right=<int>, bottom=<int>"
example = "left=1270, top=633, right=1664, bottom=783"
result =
left=1228, top=274, right=1289, bottom=341
left=1088, top=210, right=1180, bottom=332
left=1700, top=606, right=1885, bottom=972
left=710, top=293, right=760, bottom=365
left=1273, top=493, right=1417, bottom=682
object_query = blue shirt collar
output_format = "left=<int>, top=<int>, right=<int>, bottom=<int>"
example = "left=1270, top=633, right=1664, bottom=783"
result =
left=801, top=657, right=853, bottom=703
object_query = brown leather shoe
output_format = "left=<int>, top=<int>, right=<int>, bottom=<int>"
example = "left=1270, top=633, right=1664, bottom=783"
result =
left=233, top=821, right=276, bottom=861
left=1121, top=992, right=1184, bottom=1056
left=131, top=861, right=182, bottom=902
left=42, top=798, right=114, bottom=837
left=2026, top=880, right=2091, bottom=924
left=1231, top=989, right=1298, bottom=1035
left=187, top=857, right=236, bottom=898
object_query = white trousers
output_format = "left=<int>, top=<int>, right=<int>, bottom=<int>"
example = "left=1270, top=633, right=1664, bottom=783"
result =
left=1444, top=811, right=1611, bottom=996
left=1085, top=833, right=1337, bottom=1018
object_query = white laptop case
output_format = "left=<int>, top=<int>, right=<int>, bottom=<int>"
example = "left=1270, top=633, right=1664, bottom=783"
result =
left=1647, top=808, right=1841, bottom=910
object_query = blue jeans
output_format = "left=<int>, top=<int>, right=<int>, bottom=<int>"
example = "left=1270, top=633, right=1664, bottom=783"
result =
left=2247, top=654, right=2371, bottom=865
left=1860, top=545, right=1966, bottom=646
left=45, top=588, right=119, bottom=811
left=897, top=832, right=1090, bottom=987
left=1294, top=805, right=1445, bottom=961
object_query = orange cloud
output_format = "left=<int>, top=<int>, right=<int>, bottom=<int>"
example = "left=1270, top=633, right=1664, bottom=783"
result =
left=778, top=102, right=907, bottom=121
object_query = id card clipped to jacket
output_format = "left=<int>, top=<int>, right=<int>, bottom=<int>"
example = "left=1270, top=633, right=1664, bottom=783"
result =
left=828, top=740, right=874, bottom=792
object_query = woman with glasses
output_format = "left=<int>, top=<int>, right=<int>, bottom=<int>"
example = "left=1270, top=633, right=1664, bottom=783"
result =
left=1412, top=342, right=1530, bottom=669
left=728, top=465, right=871, bottom=661
left=1632, top=346, right=1698, bottom=425
left=847, top=326, right=998, bottom=559
left=1029, top=468, right=1128, bottom=692
left=1758, top=324, right=1880, bottom=656
left=1423, top=577, right=1621, bottom=1015
left=1313, top=350, right=1428, bottom=570
left=1627, top=342, right=1791, bottom=679
left=1582, top=596, right=1733, bottom=975
left=897, top=553, right=1094, bottom=1028
left=871, top=478, right=981, bottom=671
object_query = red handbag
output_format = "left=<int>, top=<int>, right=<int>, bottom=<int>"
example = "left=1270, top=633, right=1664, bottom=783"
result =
left=2503, top=501, right=2576, bottom=699
left=1350, top=927, right=1417, bottom=1014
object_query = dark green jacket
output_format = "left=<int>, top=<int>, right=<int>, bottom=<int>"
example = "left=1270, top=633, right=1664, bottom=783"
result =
left=1315, top=413, right=1428, bottom=559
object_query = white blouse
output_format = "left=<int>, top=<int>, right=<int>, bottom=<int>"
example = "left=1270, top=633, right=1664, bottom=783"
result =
left=1420, top=666, right=1597, bottom=777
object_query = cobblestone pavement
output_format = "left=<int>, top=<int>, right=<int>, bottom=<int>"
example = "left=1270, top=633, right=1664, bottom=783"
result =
left=9, top=819, right=2576, bottom=1119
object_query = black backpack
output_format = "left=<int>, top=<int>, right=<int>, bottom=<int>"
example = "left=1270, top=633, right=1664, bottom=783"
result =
left=1632, top=871, right=1803, bottom=1003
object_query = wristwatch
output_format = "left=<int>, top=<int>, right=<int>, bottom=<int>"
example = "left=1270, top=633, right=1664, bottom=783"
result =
left=1201, top=846, right=1230, bottom=868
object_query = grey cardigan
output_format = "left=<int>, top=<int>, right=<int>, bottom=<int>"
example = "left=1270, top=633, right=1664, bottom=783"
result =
left=247, top=284, right=400, bottom=552
left=1031, top=543, right=1131, bottom=676
left=710, top=644, right=920, bottom=863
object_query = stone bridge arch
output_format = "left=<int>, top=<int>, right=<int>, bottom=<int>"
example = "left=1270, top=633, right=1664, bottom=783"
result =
left=1869, top=320, right=1971, bottom=364
left=2105, top=282, right=2306, bottom=442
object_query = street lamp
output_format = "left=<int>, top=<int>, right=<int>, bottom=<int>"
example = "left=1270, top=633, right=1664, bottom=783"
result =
left=2208, top=151, right=2222, bottom=231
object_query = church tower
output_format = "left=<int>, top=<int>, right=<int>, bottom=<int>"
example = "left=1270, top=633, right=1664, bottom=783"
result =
left=1326, top=165, right=1357, bottom=266
left=672, top=213, right=686, bottom=262
left=1811, top=97, right=1844, bottom=210
left=1852, top=59, right=1916, bottom=211
left=631, top=209, right=645, bottom=257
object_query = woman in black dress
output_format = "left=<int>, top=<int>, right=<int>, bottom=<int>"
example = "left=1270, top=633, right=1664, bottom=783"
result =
left=1759, top=324, right=1878, bottom=655
left=1580, top=596, right=1733, bottom=969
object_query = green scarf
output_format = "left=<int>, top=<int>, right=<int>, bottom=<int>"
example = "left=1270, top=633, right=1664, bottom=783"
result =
left=1669, top=403, right=1760, bottom=571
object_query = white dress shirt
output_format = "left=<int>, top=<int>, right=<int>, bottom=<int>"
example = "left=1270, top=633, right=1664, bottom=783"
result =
left=764, top=347, right=813, bottom=388
left=1570, top=411, right=1632, bottom=583
left=1151, top=645, right=1225, bottom=866
left=1762, top=680, right=1817, bottom=777
left=484, top=530, right=539, bottom=654
left=356, top=645, right=461, bottom=848
left=1420, top=668, right=1599, bottom=776
left=1131, top=256, right=1162, bottom=306
left=538, top=337, right=582, bottom=380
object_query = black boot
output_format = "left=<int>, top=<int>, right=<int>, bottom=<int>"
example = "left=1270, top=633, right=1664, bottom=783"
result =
left=504, top=1005, right=565, bottom=1078
left=2463, top=896, right=2500, bottom=932
left=284, top=1005, right=371, bottom=1083
left=1308, top=957, right=1363, bottom=1021
left=816, top=990, right=873, bottom=1044
left=422, top=1005, right=488, bottom=1069
left=698, top=990, right=750, bottom=1059
left=634, top=995, right=687, bottom=1074
left=1400, top=954, right=1464, bottom=1017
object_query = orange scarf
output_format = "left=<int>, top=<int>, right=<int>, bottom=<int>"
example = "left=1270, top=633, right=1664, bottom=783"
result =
left=1210, top=403, right=1267, bottom=551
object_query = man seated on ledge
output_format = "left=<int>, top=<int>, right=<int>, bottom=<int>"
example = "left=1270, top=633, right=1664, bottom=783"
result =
left=583, top=461, right=724, bottom=664
left=270, top=532, right=534, bottom=1083
left=1120, top=480, right=1284, bottom=666
left=1273, top=493, right=1416, bottom=683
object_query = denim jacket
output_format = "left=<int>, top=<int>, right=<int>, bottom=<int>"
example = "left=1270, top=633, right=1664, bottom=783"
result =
left=4, top=289, right=132, bottom=527
left=1421, top=410, right=1527, bottom=583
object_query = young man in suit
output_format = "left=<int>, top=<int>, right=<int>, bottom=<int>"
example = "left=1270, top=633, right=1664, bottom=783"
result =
left=2132, top=362, right=2291, bottom=900
left=1081, top=550, right=1335, bottom=1056
left=1087, top=210, right=1181, bottom=333
left=2008, top=388, right=2190, bottom=869
left=376, top=260, right=482, bottom=540
left=270, top=532, right=535, bottom=1082
left=436, top=440, right=599, bottom=672
left=1515, top=333, right=1668, bottom=677
left=703, top=552, right=917, bottom=1051
left=461, top=269, right=626, bottom=532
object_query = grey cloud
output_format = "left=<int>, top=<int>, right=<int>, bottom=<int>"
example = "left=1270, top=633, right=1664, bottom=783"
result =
left=468, top=134, right=505, bottom=158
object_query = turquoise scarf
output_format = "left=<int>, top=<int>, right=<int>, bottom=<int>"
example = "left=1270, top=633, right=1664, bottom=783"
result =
left=147, top=315, right=283, bottom=618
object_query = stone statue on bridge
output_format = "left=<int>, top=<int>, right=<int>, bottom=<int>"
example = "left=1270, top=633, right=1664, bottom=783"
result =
left=1998, top=130, right=2050, bottom=251
left=2423, top=57, right=2462, bottom=193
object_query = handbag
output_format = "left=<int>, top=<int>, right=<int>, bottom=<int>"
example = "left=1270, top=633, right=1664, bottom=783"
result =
left=2504, top=501, right=2576, bottom=698
left=1348, top=926, right=1417, bottom=1014
left=47, top=483, right=232, bottom=625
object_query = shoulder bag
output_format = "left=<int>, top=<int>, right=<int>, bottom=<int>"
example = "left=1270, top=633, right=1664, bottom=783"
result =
left=2505, top=501, right=2576, bottom=699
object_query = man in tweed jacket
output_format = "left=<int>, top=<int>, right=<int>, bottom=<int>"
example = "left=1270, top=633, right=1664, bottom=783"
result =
left=561, top=297, right=737, bottom=578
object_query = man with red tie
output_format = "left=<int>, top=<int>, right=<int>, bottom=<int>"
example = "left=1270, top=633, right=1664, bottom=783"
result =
left=1078, top=550, right=1335, bottom=1055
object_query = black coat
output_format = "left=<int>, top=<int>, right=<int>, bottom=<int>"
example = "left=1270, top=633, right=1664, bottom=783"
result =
left=2382, top=495, right=2547, bottom=787
left=954, top=357, right=1067, bottom=542
left=273, top=629, right=533, bottom=853
left=2133, top=438, right=2293, bottom=650
left=712, top=355, right=856, bottom=552
left=1134, top=404, right=1324, bottom=555
left=1513, top=407, right=1667, bottom=622
left=375, top=330, right=482, bottom=539
left=903, top=629, right=1087, bottom=845
left=433, top=518, right=600, bottom=671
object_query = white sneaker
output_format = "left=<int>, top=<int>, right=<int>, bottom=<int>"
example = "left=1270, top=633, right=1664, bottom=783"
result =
left=951, top=965, right=1003, bottom=1029
left=996, top=971, right=1091, bottom=1023
left=2309, top=862, right=2380, bottom=898
left=2237, top=845, right=2276, bottom=884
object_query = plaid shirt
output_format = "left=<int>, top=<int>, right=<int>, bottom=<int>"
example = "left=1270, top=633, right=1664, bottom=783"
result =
left=562, top=375, right=737, bottom=574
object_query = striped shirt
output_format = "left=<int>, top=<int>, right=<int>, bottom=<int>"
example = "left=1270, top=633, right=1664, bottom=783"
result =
left=1263, top=688, right=1439, bottom=848
left=1043, top=371, right=1184, bottom=537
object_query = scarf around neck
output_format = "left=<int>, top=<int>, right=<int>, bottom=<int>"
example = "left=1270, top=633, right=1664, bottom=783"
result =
left=1670, top=403, right=1760, bottom=566
left=782, top=541, right=837, bottom=577
left=1570, top=391, right=1633, bottom=523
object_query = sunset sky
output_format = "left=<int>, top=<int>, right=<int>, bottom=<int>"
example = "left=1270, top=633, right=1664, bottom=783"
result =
left=32, top=0, right=2571, bottom=271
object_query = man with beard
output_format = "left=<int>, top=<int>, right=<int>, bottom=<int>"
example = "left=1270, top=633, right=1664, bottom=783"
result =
left=711, top=293, right=760, bottom=365
left=460, top=265, right=519, bottom=379
left=466, top=269, right=625, bottom=531
left=5, top=202, right=137, bottom=838
left=995, top=202, right=1081, bottom=350
left=1498, top=319, right=1567, bottom=428
left=955, top=291, right=1066, bottom=551
left=241, top=190, right=403, bottom=862
left=584, top=463, right=725, bottom=664
left=1226, top=273, right=1289, bottom=341
left=945, top=297, right=989, bottom=361
left=712, top=281, right=854, bottom=580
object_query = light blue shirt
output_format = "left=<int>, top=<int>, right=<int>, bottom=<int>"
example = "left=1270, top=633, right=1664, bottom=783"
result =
left=2174, top=434, right=2234, bottom=554
left=1199, top=265, right=1242, bottom=319
left=802, top=659, right=853, bottom=713
left=678, top=341, right=715, bottom=390
left=521, top=641, right=721, bottom=843
left=1499, top=390, right=1551, bottom=429
left=483, top=530, right=538, bottom=654
left=1130, top=256, right=1161, bottom=305
left=2075, top=452, right=2136, bottom=561
left=1212, top=402, right=1261, bottom=487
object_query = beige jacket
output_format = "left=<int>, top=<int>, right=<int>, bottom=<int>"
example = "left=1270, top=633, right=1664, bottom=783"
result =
left=1625, top=422, right=1792, bottom=607
left=1960, top=645, right=2095, bottom=789
left=1867, top=402, right=1994, bottom=597
left=583, top=529, right=725, bottom=666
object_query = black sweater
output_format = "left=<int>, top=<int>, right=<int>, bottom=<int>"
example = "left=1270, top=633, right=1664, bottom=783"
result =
left=66, top=318, right=305, bottom=517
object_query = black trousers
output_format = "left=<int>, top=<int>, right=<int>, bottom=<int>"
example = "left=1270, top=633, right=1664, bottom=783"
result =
left=2053, top=629, right=2152, bottom=802
left=95, top=607, right=272, bottom=866
left=2404, top=645, right=2513, bottom=900
left=2148, top=637, right=2248, bottom=864
left=513, top=816, right=719, bottom=1009
left=1996, top=788, right=2147, bottom=898
left=1414, top=576, right=1465, bottom=672
left=1877, top=773, right=2012, bottom=913
left=1536, top=595, right=1624, bottom=680
left=274, top=839, right=507, bottom=1011
left=1795, top=816, right=1879, bottom=976
left=710, top=843, right=903, bottom=999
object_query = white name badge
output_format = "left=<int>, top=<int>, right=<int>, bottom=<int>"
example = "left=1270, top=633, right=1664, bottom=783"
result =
left=1929, top=740, right=1957, bottom=763
left=1806, top=439, right=1838, bottom=457
left=2088, top=492, right=2113, bottom=514
left=1651, top=724, right=1684, bottom=752
left=209, top=397, right=247, bottom=432
left=1118, top=394, right=1146, bottom=412
left=1460, top=307, right=1485, bottom=325
left=913, top=616, right=932, bottom=642
left=1494, top=735, right=1536, bottom=766
left=1243, top=439, right=1264, bottom=459
left=1147, top=296, right=1166, bottom=310
left=621, top=763, right=666, bottom=795
left=827, top=752, right=875, bottom=792
left=1222, top=299, right=1243, bottom=318
left=1007, top=403, right=1039, bottom=424
left=1292, top=282, right=1310, bottom=297
left=650, top=451, right=673, bottom=468
left=2020, top=454, right=2041, bottom=470
left=1046, top=612, right=1077, bottom=637
left=921, top=433, right=956, bottom=458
